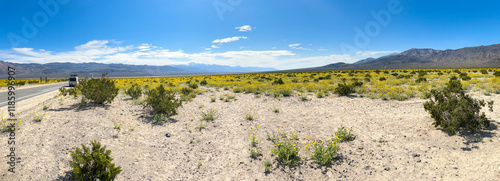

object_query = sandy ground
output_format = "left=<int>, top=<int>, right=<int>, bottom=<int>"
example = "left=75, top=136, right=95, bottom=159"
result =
left=0, top=88, right=499, bottom=181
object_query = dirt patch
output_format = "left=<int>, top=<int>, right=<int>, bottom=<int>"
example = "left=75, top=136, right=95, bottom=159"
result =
left=1, top=88, right=499, bottom=180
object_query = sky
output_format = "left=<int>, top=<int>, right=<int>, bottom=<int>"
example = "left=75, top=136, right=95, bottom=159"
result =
left=1, top=0, right=500, bottom=70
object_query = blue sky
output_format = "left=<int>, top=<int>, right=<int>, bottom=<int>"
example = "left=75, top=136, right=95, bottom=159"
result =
left=1, top=0, right=500, bottom=69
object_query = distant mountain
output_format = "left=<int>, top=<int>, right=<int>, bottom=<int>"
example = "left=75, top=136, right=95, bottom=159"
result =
left=170, top=62, right=277, bottom=73
left=299, top=43, right=500, bottom=71
left=353, top=58, right=376, bottom=65
left=0, top=61, right=276, bottom=78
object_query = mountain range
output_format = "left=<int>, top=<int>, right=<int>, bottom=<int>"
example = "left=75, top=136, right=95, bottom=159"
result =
left=2, top=43, right=500, bottom=78
left=0, top=61, right=277, bottom=78
left=300, top=43, right=500, bottom=71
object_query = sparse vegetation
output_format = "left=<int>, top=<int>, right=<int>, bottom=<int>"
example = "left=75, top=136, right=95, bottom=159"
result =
left=202, top=109, right=216, bottom=121
left=272, top=133, right=300, bottom=166
left=335, top=124, right=354, bottom=142
left=311, top=138, right=339, bottom=166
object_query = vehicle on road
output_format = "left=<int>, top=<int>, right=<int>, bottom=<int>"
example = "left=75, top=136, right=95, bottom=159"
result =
left=69, top=74, right=79, bottom=87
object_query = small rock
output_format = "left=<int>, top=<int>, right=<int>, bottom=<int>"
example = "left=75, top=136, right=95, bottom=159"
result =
left=416, top=159, right=421, bottom=163
left=412, top=153, right=420, bottom=157
left=165, top=133, right=171, bottom=137
left=384, top=167, right=390, bottom=171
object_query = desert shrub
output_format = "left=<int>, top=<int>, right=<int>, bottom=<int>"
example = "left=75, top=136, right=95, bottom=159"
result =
left=335, top=124, right=354, bottom=142
left=480, top=70, right=488, bottom=74
left=461, top=75, right=471, bottom=81
left=80, top=74, right=119, bottom=104
left=188, top=83, right=198, bottom=89
left=59, top=87, right=68, bottom=96
left=125, top=84, right=142, bottom=99
left=200, top=80, right=208, bottom=86
left=416, top=77, right=427, bottom=83
left=202, top=109, right=216, bottom=121
left=68, top=86, right=81, bottom=97
left=379, top=77, right=387, bottom=81
left=423, top=77, right=494, bottom=135
left=180, top=87, right=193, bottom=95
left=272, top=78, right=285, bottom=85
left=334, top=81, right=355, bottom=96
left=438, top=72, right=444, bottom=75
left=264, top=161, right=272, bottom=173
left=233, top=87, right=242, bottom=93
left=493, top=71, right=500, bottom=77
left=316, top=92, right=324, bottom=98
left=311, top=139, right=339, bottom=166
left=351, top=81, right=363, bottom=87
left=144, top=85, right=182, bottom=116
left=272, top=137, right=300, bottom=166
left=69, top=140, right=122, bottom=181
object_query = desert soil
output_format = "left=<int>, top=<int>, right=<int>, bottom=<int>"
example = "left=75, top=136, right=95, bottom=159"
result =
left=0, top=88, right=499, bottom=181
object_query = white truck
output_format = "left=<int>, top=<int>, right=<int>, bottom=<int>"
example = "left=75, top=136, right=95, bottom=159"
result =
left=69, top=74, right=79, bottom=87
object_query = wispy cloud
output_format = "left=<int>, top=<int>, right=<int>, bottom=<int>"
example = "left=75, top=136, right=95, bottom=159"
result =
left=235, top=25, right=253, bottom=32
left=211, top=45, right=220, bottom=48
left=212, top=36, right=247, bottom=44
left=289, top=43, right=312, bottom=51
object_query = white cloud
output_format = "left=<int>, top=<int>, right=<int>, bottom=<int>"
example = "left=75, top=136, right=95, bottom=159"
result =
left=212, top=36, right=247, bottom=44
left=355, top=50, right=398, bottom=57
left=0, top=40, right=397, bottom=70
left=288, top=43, right=312, bottom=51
left=211, top=45, right=220, bottom=48
left=235, top=25, right=252, bottom=32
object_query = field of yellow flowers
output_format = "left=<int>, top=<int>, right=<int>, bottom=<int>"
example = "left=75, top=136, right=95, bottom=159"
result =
left=112, top=68, right=500, bottom=101
left=0, top=78, right=66, bottom=88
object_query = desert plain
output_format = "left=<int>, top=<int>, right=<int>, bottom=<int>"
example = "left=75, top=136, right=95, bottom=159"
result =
left=0, top=87, right=499, bottom=181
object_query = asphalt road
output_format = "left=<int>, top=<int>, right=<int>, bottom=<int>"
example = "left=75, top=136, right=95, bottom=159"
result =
left=0, top=82, right=68, bottom=107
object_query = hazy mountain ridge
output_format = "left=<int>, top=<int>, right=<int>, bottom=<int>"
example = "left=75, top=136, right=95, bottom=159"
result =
left=315, top=43, right=500, bottom=71
left=0, top=61, right=277, bottom=78
left=170, top=62, right=277, bottom=73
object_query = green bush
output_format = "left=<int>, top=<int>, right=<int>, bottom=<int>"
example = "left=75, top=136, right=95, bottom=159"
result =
left=188, top=83, right=198, bottom=89
left=180, top=87, right=194, bottom=95
left=334, top=81, right=355, bottom=96
left=335, top=125, right=354, bottom=142
left=200, top=80, right=208, bottom=86
left=272, top=78, right=284, bottom=85
left=69, top=140, right=122, bottom=181
left=272, top=137, right=300, bottom=166
left=80, top=74, right=119, bottom=104
left=379, top=77, right=387, bottom=81
left=144, top=85, right=182, bottom=116
left=480, top=70, right=488, bottom=74
left=125, top=84, right=142, bottom=99
left=493, top=71, right=500, bottom=77
left=311, top=140, right=339, bottom=166
left=416, top=77, right=427, bottom=83
left=59, top=87, right=68, bottom=96
left=423, top=77, right=494, bottom=135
